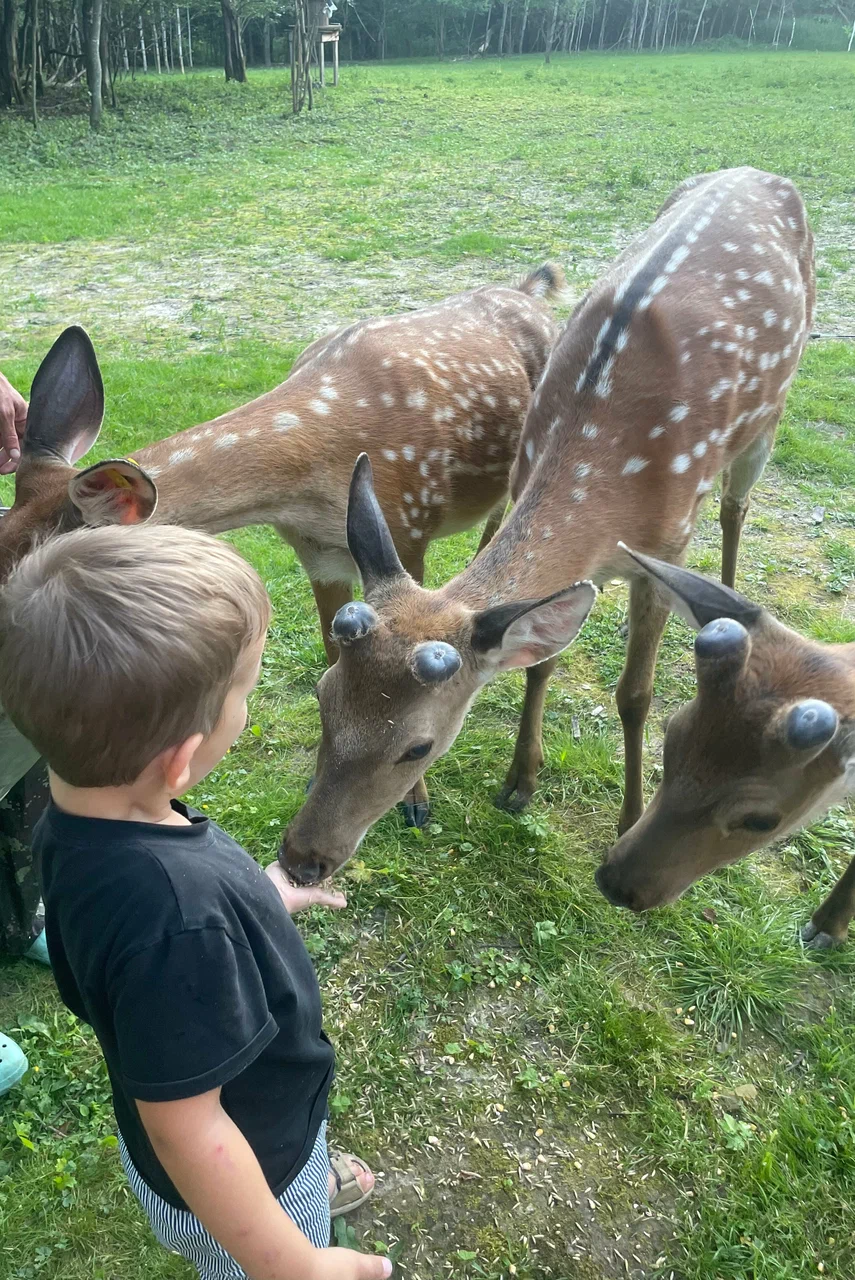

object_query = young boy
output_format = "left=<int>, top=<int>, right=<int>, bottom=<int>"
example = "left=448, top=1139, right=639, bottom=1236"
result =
left=0, top=524, right=392, bottom=1280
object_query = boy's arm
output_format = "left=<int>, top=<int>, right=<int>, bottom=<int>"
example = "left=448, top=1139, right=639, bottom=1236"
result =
left=137, top=1090, right=390, bottom=1280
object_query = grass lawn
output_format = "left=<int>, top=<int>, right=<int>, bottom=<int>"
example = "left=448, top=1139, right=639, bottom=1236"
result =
left=2, top=50, right=855, bottom=1280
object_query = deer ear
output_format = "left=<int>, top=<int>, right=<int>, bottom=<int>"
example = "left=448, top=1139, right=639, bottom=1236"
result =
left=618, top=543, right=762, bottom=631
left=471, top=581, right=596, bottom=671
left=67, top=459, right=158, bottom=526
left=346, top=453, right=406, bottom=595
left=25, top=327, right=104, bottom=464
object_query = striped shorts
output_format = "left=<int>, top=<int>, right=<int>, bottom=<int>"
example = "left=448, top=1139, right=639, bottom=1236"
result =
left=118, top=1122, right=331, bottom=1279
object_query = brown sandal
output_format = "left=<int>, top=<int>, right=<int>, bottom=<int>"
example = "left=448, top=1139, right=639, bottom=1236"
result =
left=329, top=1151, right=374, bottom=1219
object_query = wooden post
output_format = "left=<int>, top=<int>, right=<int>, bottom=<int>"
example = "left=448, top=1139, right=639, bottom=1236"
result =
left=332, top=31, right=338, bottom=84
left=318, top=30, right=324, bottom=85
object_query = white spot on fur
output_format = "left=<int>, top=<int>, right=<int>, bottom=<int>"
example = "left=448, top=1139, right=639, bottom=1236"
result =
left=763, top=309, right=778, bottom=328
left=697, top=477, right=713, bottom=494
left=382, top=449, right=397, bottom=462
left=310, top=399, right=331, bottom=416
left=582, top=423, right=598, bottom=439
left=169, top=447, right=196, bottom=464
left=274, top=412, right=301, bottom=431
left=410, top=528, right=423, bottom=539
left=214, top=434, right=239, bottom=450
left=649, top=426, right=664, bottom=439
left=693, top=441, right=708, bottom=458
left=622, top=456, right=649, bottom=475
left=666, top=245, right=691, bottom=273
left=670, top=454, right=691, bottom=474
left=709, top=379, right=732, bottom=401
left=575, top=463, right=591, bottom=480
left=320, top=385, right=339, bottom=400
left=669, top=404, right=689, bottom=423
left=406, top=390, right=427, bottom=411
left=402, top=445, right=416, bottom=462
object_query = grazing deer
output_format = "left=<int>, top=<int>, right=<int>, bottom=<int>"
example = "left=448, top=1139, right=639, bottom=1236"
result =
left=280, top=167, right=815, bottom=885
left=596, top=551, right=855, bottom=949
left=0, top=267, right=562, bottom=824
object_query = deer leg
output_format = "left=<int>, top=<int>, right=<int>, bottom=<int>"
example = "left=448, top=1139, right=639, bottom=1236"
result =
left=398, top=550, right=431, bottom=829
left=309, top=579, right=354, bottom=666
left=802, top=855, right=855, bottom=949
left=475, top=500, right=508, bottom=557
left=720, top=429, right=775, bottom=588
left=616, top=574, right=670, bottom=836
left=494, top=656, right=560, bottom=812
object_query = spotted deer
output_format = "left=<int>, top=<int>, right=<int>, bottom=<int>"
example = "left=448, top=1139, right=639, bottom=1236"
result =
left=280, top=167, right=815, bottom=885
left=596, top=551, right=855, bottom=949
left=0, top=267, right=562, bottom=824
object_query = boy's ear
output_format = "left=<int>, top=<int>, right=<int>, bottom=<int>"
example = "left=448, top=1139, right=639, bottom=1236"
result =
left=161, top=733, right=205, bottom=795
left=67, top=459, right=158, bottom=526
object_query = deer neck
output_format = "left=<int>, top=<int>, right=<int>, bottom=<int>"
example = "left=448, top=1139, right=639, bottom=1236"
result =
left=133, top=384, right=314, bottom=533
left=445, top=465, right=613, bottom=610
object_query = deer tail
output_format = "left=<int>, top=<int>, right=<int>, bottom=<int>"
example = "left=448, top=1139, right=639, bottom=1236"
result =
left=516, top=262, right=566, bottom=302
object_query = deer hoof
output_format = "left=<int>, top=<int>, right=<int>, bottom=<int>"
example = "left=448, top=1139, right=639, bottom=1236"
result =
left=494, top=783, right=533, bottom=813
left=801, top=921, right=842, bottom=950
left=401, top=799, right=431, bottom=829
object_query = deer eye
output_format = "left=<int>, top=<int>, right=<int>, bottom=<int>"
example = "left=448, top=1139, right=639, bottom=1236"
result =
left=739, top=813, right=780, bottom=833
left=397, top=741, right=433, bottom=764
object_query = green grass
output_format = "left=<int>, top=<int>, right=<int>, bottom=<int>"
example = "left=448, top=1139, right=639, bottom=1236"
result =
left=2, top=51, right=855, bottom=1280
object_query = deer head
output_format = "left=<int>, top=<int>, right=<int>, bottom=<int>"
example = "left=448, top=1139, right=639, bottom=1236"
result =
left=0, top=327, right=158, bottom=582
left=279, top=454, right=596, bottom=884
left=596, top=547, right=855, bottom=913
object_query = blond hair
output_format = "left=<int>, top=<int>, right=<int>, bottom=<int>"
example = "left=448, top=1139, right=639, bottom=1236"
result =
left=0, top=525, right=271, bottom=787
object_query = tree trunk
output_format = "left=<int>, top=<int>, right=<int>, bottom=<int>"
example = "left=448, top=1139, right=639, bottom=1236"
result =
left=30, top=0, right=37, bottom=126
left=0, top=0, right=23, bottom=105
left=263, top=16, right=272, bottom=64
left=138, top=12, right=147, bottom=69
left=161, top=12, right=170, bottom=69
left=186, top=6, right=192, bottom=65
left=598, top=0, right=609, bottom=47
left=151, top=18, right=160, bottom=69
left=848, top=16, right=855, bottom=51
left=175, top=5, right=184, bottom=69
left=85, top=0, right=103, bottom=128
left=544, top=0, right=559, bottom=60
left=517, top=0, right=529, bottom=51
left=497, top=0, right=508, bottom=52
left=221, top=0, right=246, bottom=80
left=121, top=12, right=129, bottom=70
left=692, top=0, right=706, bottom=42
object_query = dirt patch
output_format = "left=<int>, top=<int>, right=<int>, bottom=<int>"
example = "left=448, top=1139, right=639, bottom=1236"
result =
left=3, top=205, right=852, bottom=359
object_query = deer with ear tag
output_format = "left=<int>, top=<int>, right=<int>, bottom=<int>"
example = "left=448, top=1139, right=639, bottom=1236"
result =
left=597, top=549, right=855, bottom=948
left=280, top=167, right=815, bottom=884
left=0, top=267, right=562, bottom=824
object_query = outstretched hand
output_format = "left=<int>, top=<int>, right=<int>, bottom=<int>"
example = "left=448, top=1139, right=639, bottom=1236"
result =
left=0, top=372, right=27, bottom=475
left=265, top=861, right=347, bottom=914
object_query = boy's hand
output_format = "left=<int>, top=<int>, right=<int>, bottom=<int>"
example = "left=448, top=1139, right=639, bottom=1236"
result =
left=0, top=372, right=27, bottom=474
left=309, top=1251, right=392, bottom=1280
left=265, top=861, right=347, bottom=914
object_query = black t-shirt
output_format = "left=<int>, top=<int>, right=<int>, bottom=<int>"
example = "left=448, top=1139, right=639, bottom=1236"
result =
left=35, top=801, right=335, bottom=1211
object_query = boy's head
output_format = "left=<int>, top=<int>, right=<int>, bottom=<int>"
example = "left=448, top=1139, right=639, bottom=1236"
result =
left=0, top=525, right=271, bottom=792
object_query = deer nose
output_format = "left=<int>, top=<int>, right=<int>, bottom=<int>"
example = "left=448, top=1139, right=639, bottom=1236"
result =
left=278, top=834, right=327, bottom=887
left=595, top=862, right=640, bottom=912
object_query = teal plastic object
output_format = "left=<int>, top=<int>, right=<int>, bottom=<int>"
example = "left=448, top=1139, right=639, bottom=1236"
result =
left=26, top=928, right=51, bottom=966
left=0, top=1033, right=28, bottom=1096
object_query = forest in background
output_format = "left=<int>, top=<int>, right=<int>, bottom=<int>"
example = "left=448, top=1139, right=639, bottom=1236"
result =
left=1, top=0, right=854, bottom=132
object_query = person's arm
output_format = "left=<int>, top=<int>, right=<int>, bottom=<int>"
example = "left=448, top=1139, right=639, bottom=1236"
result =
left=0, top=371, right=27, bottom=474
left=138, top=1088, right=390, bottom=1280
